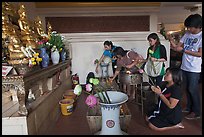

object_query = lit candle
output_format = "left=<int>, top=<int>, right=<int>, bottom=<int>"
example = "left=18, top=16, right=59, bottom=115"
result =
left=126, top=70, right=131, bottom=74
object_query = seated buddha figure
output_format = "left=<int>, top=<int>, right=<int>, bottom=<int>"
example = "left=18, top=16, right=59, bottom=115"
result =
left=35, top=16, right=46, bottom=38
left=28, top=20, right=40, bottom=43
left=2, top=13, right=11, bottom=39
left=47, top=21, right=52, bottom=39
left=5, top=27, right=29, bottom=65
left=7, top=28, right=26, bottom=60
left=2, top=2, right=15, bottom=17
left=18, top=4, right=37, bottom=49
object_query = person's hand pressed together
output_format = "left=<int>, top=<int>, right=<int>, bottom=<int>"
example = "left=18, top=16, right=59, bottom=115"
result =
left=151, top=85, right=162, bottom=95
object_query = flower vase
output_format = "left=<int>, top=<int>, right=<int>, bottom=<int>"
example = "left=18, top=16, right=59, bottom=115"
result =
left=51, top=49, right=60, bottom=64
left=95, top=91, right=128, bottom=135
left=40, top=47, right=49, bottom=68
left=60, top=48, right=66, bottom=62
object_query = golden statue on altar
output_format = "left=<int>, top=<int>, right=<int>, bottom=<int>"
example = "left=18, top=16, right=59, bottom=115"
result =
left=28, top=19, right=40, bottom=43
left=2, top=14, right=12, bottom=39
left=2, top=2, right=16, bottom=17
left=47, top=21, right=52, bottom=39
left=18, top=4, right=37, bottom=49
left=35, top=16, right=46, bottom=38
left=2, top=4, right=28, bottom=65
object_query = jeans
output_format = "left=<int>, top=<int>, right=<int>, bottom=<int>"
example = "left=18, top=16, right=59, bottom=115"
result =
left=182, top=70, right=201, bottom=116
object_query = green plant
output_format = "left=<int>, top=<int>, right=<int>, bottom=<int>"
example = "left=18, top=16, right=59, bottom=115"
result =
left=48, top=31, right=65, bottom=52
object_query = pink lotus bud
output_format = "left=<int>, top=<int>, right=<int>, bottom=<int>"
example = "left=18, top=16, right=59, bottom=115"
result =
left=85, top=84, right=92, bottom=92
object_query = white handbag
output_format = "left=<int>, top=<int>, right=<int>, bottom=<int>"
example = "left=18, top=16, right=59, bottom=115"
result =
left=144, top=57, right=163, bottom=77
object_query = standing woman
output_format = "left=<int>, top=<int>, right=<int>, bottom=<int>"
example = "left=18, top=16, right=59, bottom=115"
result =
left=145, top=33, right=167, bottom=86
left=95, top=40, right=118, bottom=76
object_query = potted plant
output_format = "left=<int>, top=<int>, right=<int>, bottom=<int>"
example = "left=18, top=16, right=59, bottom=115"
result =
left=48, top=31, right=65, bottom=64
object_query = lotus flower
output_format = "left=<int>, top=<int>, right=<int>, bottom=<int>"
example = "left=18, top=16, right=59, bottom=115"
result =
left=89, top=78, right=99, bottom=85
left=92, top=79, right=100, bottom=85
left=85, top=95, right=98, bottom=108
left=86, top=84, right=92, bottom=92
left=73, top=84, right=82, bottom=96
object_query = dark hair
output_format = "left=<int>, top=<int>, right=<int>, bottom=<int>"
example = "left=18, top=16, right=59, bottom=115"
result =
left=147, top=33, right=161, bottom=46
left=104, top=40, right=113, bottom=48
left=166, top=67, right=183, bottom=86
left=184, top=14, right=202, bottom=28
left=113, top=47, right=127, bottom=57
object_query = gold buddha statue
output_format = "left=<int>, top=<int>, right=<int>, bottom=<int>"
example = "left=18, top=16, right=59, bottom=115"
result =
left=7, top=29, right=27, bottom=60
left=47, top=21, right=52, bottom=39
left=18, top=4, right=37, bottom=49
left=28, top=19, right=40, bottom=43
left=2, top=14, right=11, bottom=39
left=35, top=16, right=46, bottom=38
left=3, top=2, right=20, bottom=25
left=2, top=2, right=15, bottom=17
left=2, top=10, right=28, bottom=65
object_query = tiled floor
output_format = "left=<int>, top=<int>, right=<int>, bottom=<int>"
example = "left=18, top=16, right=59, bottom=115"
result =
left=43, top=83, right=202, bottom=135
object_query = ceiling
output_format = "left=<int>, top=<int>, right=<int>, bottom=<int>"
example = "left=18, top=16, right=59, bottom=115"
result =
left=35, top=2, right=161, bottom=8
left=161, top=2, right=202, bottom=7
left=35, top=2, right=202, bottom=8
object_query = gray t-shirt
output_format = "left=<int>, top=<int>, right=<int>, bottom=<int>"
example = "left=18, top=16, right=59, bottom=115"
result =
left=180, top=31, right=202, bottom=73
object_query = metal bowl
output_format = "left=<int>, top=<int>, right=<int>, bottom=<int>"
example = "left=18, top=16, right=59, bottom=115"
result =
left=119, top=71, right=142, bottom=85
left=141, top=82, right=151, bottom=91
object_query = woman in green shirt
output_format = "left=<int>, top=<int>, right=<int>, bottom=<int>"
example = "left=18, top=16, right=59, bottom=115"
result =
left=145, top=33, right=167, bottom=86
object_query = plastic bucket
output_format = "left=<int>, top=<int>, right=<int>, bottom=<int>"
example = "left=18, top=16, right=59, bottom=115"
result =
left=59, top=98, right=74, bottom=116
left=63, top=90, right=76, bottom=100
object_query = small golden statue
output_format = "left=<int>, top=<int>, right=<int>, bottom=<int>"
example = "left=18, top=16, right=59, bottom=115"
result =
left=28, top=19, right=40, bottom=43
left=47, top=21, right=52, bottom=39
left=7, top=28, right=27, bottom=60
left=35, top=16, right=46, bottom=38
left=18, top=4, right=37, bottom=49
left=2, top=2, right=15, bottom=17
left=2, top=13, right=28, bottom=65
left=2, top=14, right=12, bottom=39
